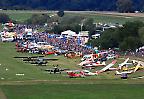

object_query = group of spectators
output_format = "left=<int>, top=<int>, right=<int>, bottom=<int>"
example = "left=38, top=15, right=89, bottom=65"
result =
left=3, top=23, right=144, bottom=58
left=125, top=49, right=144, bottom=58
left=15, top=24, right=93, bottom=55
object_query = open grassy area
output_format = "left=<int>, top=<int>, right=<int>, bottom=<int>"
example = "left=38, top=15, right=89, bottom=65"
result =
left=0, top=42, right=143, bottom=83
left=0, top=10, right=144, bottom=99
left=1, top=10, right=144, bottom=24
left=0, top=42, right=82, bottom=81
left=0, top=11, right=144, bottom=99
left=0, top=10, right=54, bottom=23
left=0, top=84, right=144, bottom=99
left=0, top=42, right=143, bottom=99
left=65, top=12, right=144, bottom=24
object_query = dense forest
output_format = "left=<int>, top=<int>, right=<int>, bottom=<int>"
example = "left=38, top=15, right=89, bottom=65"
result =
left=0, top=0, right=143, bottom=11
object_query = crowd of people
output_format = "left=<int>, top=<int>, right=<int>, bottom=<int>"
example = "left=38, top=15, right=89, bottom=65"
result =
left=14, top=24, right=93, bottom=55
left=1, top=23, right=144, bottom=58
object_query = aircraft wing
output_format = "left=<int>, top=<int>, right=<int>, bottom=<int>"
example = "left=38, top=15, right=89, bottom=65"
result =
left=23, top=58, right=35, bottom=62
left=98, top=60, right=117, bottom=73
left=115, top=70, right=133, bottom=75
left=119, top=58, right=129, bottom=67
left=133, top=61, right=141, bottom=72
left=44, top=69, right=53, bottom=72
left=14, top=56, right=30, bottom=58
left=139, top=61, right=144, bottom=66
left=59, top=68, right=70, bottom=71
left=14, top=56, right=44, bottom=58
left=30, top=61, right=47, bottom=65
left=43, top=58, right=58, bottom=61
left=133, top=66, right=141, bottom=72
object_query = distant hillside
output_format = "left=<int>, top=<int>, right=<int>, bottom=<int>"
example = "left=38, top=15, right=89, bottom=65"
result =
left=0, top=0, right=143, bottom=11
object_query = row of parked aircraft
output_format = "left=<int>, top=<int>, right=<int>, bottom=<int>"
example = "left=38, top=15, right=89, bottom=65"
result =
left=65, top=57, right=144, bottom=78
left=66, top=60, right=117, bottom=78
left=14, top=52, right=144, bottom=78
left=78, top=53, right=116, bottom=69
left=14, top=56, right=58, bottom=66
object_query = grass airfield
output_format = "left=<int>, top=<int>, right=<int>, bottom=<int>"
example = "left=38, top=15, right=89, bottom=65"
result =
left=0, top=42, right=144, bottom=82
left=0, top=10, right=144, bottom=98
left=0, top=42, right=144, bottom=99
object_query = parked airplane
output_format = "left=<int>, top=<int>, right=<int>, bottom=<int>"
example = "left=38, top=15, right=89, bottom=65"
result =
left=115, top=70, right=133, bottom=75
left=118, top=58, right=132, bottom=69
left=45, top=65, right=69, bottom=74
left=82, top=70, right=98, bottom=76
left=66, top=70, right=85, bottom=78
left=96, top=60, right=117, bottom=74
left=81, top=61, right=106, bottom=69
left=1, top=36, right=14, bottom=42
left=14, top=56, right=58, bottom=65
left=132, top=61, right=144, bottom=72
left=14, top=56, right=44, bottom=62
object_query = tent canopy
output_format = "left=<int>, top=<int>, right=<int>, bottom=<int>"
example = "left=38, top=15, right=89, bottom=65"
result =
left=61, top=30, right=76, bottom=36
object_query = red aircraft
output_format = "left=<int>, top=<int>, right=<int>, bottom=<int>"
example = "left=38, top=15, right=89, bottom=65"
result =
left=66, top=70, right=85, bottom=78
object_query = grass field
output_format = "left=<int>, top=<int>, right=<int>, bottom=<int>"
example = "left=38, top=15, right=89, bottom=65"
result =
left=1, top=10, right=144, bottom=24
left=0, top=10, right=52, bottom=22
left=1, top=10, right=144, bottom=32
left=0, top=84, right=144, bottom=99
left=0, top=42, right=144, bottom=99
left=0, top=10, right=144, bottom=98
left=0, top=42, right=143, bottom=82
left=65, top=12, right=144, bottom=24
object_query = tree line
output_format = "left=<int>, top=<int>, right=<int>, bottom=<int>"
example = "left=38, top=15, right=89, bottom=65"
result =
left=89, top=21, right=144, bottom=51
left=0, top=0, right=144, bottom=12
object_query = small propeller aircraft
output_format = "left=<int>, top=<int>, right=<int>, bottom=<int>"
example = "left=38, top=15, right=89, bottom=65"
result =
left=66, top=70, right=85, bottom=78
left=65, top=51, right=82, bottom=58
left=29, top=57, right=58, bottom=66
left=132, top=60, right=144, bottom=72
left=14, top=56, right=58, bottom=66
left=82, top=70, right=98, bottom=76
left=82, top=61, right=106, bottom=69
left=14, top=55, right=44, bottom=59
left=118, top=58, right=133, bottom=69
left=96, top=60, right=117, bottom=74
left=14, top=56, right=45, bottom=62
left=115, top=70, right=133, bottom=75
left=117, top=60, right=144, bottom=74
left=44, top=65, right=69, bottom=74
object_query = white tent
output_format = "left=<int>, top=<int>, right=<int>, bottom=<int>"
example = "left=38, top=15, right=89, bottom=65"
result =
left=92, top=34, right=100, bottom=39
left=61, top=30, right=76, bottom=36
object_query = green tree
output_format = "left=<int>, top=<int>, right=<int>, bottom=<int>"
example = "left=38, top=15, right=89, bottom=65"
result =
left=89, top=21, right=144, bottom=51
left=57, top=10, right=64, bottom=17
left=119, top=36, right=141, bottom=51
left=138, top=27, right=144, bottom=44
left=116, top=0, right=133, bottom=12
left=0, top=13, right=10, bottom=23
left=83, top=18, right=95, bottom=38
left=99, top=29, right=119, bottom=49
left=26, top=14, right=50, bottom=25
